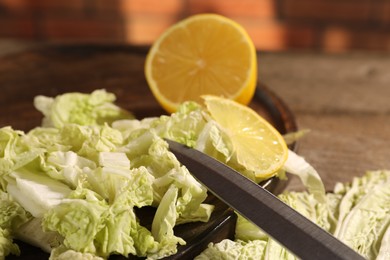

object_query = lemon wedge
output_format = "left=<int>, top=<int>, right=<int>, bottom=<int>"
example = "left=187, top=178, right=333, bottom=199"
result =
left=203, top=95, right=288, bottom=178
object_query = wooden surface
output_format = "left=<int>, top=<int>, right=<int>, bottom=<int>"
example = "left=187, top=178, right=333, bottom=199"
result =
left=258, top=51, right=390, bottom=191
left=1, top=39, right=389, bottom=193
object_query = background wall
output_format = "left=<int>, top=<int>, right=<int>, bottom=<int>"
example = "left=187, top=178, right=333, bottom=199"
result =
left=0, top=0, right=389, bottom=52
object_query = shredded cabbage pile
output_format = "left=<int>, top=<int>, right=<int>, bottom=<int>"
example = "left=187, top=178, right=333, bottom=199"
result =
left=0, top=89, right=292, bottom=259
left=2, top=89, right=387, bottom=260
left=1, top=90, right=215, bottom=259
left=196, top=170, right=390, bottom=260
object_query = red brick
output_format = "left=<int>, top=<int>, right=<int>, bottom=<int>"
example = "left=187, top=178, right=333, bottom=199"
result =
left=348, top=30, right=390, bottom=51
left=246, top=23, right=290, bottom=50
left=0, top=15, right=35, bottom=38
left=0, top=0, right=85, bottom=14
left=244, top=21, right=317, bottom=50
left=1, top=0, right=387, bottom=52
left=94, top=0, right=184, bottom=16
left=320, top=26, right=352, bottom=52
left=123, top=14, right=318, bottom=51
left=0, top=0, right=33, bottom=13
left=31, top=0, right=86, bottom=13
left=123, top=14, right=178, bottom=44
left=380, top=1, right=390, bottom=25
left=40, top=16, right=125, bottom=42
left=282, top=0, right=372, bottom=23
left=187, top=0, right=277, bottom=19
left=319, top=26, right=390, bottom=52
left=280, top=25, right=318, bottom=50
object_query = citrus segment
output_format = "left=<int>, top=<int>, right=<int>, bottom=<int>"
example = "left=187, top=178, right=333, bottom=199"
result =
left=203, top=95, right=288, bottom=178
left=145, top=14, right=257, bottom=113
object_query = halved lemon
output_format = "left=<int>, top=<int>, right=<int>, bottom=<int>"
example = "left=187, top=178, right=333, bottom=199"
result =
left=145, top=14, right=257, bottom=113
left=203, top=95, right=288, bottom=179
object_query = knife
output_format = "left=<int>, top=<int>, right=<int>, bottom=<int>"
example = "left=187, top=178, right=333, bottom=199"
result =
left=166, top=139, right=365, bottom=260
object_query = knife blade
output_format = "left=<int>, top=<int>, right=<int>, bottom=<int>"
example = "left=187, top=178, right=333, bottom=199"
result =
left=166, top=139, right=365, bottom=260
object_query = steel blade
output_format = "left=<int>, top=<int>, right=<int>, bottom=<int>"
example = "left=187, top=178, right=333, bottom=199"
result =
left=166, top=139, right=365, bottom=260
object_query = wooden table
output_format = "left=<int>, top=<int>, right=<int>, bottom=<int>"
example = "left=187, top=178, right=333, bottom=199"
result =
left=258, top=51, right=390, bottom=191
left=1, top=40, right=390, bottom=193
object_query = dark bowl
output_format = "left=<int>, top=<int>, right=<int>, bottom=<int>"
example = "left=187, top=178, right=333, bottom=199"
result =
left=0, top=44, right=298, bottom=259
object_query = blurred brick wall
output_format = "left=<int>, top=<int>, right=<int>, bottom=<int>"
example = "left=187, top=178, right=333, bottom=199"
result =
left=0, top=0, right=389, bottom=52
